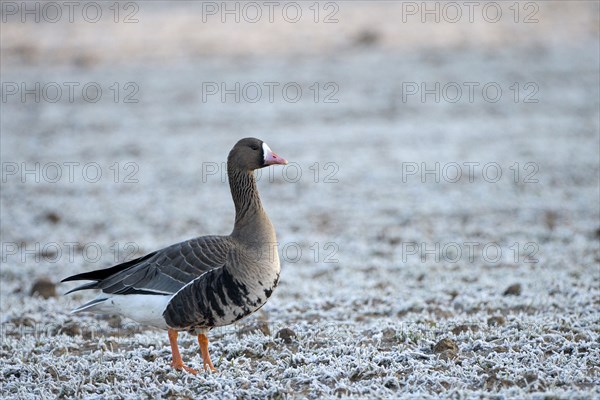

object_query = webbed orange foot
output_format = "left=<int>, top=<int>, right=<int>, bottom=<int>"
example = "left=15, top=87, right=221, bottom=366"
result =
left=168, top=329, right=198, bottom=375
left=170, top=360, right=198, bottom=375
left=198, top=333, right=217, bottom=372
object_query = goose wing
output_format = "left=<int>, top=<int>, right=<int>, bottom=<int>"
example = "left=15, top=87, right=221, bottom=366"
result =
left=62, top=235, right=232, bottom=296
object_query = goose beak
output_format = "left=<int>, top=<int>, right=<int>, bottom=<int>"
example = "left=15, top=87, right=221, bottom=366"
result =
left=265, top=151, right=288, bottom=165
left=263, top=143, right=288, bottom=166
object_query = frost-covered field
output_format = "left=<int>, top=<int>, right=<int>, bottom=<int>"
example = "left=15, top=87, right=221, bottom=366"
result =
left=1, top=2, right=599, bottom=399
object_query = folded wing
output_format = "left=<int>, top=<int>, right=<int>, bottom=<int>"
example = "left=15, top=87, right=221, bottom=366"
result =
left=62, top=235, right=232, bottom=296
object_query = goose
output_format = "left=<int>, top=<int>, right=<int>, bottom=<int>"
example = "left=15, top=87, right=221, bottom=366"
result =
left=62, top=138, right=288, bottom=374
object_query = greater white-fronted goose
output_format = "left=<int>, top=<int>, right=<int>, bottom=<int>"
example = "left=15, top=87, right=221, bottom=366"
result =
left=62, top=138, right=288, bottom=374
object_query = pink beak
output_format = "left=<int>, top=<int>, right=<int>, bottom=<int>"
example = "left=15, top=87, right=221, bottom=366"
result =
left=264, top=144, right=288, bottom=166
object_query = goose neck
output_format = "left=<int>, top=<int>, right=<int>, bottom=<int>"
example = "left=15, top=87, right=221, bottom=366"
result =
left=228, top=167, right=265, bottom=232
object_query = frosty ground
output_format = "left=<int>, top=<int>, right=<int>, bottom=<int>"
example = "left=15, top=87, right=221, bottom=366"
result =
left=1, top=2, right=599, bottom=399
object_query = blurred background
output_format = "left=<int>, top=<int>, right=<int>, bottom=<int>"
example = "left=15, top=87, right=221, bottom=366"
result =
left=1, top=1, right=599, bottom=397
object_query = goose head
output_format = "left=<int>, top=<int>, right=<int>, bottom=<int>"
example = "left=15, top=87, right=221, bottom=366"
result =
left=228, top=137, right=288, bottom=171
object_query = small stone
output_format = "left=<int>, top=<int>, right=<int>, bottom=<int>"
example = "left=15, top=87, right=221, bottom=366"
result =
left=45, top=211, right=61, bottom=224
left=524, top=372, right=537, bottom=383
left=30, top=278, right=56, bottom=299
left=492, top=346, right=508, bottom=353
left=381, top=327, right=397, bottom=342
left=503, top=283, right=522, bottom=296
left=544, top=210, right=558, bottom=230
left=388, top=237, right=401, bottom=246
left=10, top=316, right=36, bottom=327
left=380, top=328, right=399, bottom=349
left=517, top=372, right=538, bottom=387
left=573, top=333, right=590, bottom=342
left=487, top=316, right=506, bottom=326
left=275, top=328, right=296, bottom=344
left=433, top=338, right=459, bottom=360
left=354, top=30, right=379, bottom=47
left=451, top=324, right=479, bottom=335
left=433, top=338, right=459, bottom=354
left=350, top=370, right=365, bottom=382
left=60, top=321, right=81, bottom=336
left=237, top=321, right=270, bottom=337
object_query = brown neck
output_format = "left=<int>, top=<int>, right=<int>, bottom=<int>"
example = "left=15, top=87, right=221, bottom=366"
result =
left=228, top=166, right=265, bottom=236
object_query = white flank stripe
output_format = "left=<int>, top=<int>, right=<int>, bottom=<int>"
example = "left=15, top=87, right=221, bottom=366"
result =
left=81, top=294, right=172, bottom=329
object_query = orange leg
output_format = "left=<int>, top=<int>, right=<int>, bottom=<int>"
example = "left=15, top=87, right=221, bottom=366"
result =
left=197, top=333, right=217, bottom=372
left=168, top=329, right=197, bottom=374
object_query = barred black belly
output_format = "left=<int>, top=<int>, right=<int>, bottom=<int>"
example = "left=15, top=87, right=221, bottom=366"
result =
left=163, top=268, right=279, bottom=331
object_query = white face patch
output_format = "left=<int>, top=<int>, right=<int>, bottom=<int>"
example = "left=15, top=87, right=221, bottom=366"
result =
left=262, top=142, right=272, bottom=160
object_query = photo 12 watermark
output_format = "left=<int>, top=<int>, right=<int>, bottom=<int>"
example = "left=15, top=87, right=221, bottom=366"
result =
left=1, top=319, right=146, bottom=341
left=401, top=162, right=539, bottom=184
left=201, top=82, right=339, bottom=104
left=399, top=2, right=539, bottom=24
left=401, top=82, right=539, bottom=104
left=198, top=241, right=340, bottom=265
left=1, top=241, right=339, bottom=265
left=202, top=161, right=339, bottom=184
left=1, top=82, right=140, bottom=104
left=2, top=162, right=140, bottom=184
left=279, top=241, right=339, bottom=264
left=399, top=241, right=540, bottom=264
left=199, top=1, right=339, bottom=23
left=1, top=241, right=141, bottom=265
left=1, top=1, right=140, bottom=23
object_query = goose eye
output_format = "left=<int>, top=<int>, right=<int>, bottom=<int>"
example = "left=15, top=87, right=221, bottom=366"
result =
left=250, top=145, right=259, bottom=151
